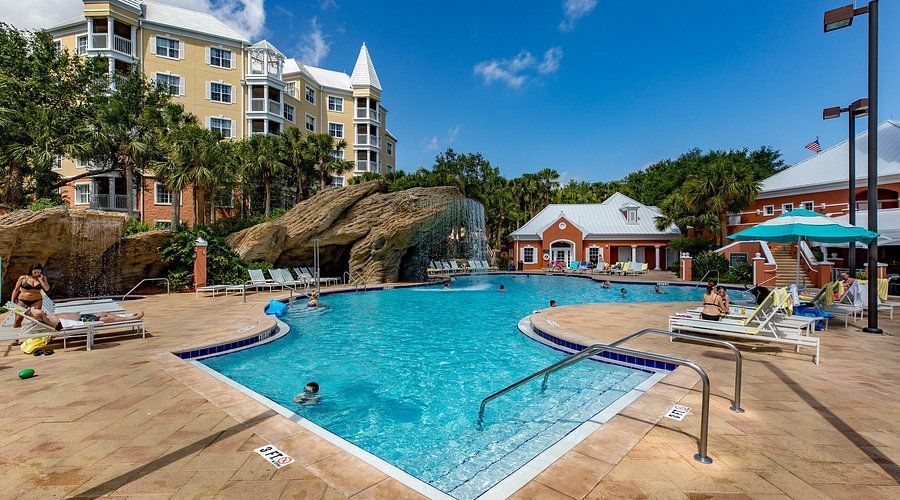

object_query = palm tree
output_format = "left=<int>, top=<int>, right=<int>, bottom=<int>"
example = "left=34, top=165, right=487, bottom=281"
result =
left=152, top=103, right=196, bottom=227
left=237, top=135, right=285, bottom=216
left=280, top=127, right=316, bottom=203
left=683, top=157, right=761, bottom=246
left=303, top=133, right=354, bottom=191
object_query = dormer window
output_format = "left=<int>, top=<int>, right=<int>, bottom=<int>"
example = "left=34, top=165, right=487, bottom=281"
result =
left=625, top=207, right=638, bottom=224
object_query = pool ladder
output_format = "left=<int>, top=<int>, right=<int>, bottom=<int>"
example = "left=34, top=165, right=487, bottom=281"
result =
left=477, top=328, right=745, bottom=464
left=343, top=271, right=367, bottom=291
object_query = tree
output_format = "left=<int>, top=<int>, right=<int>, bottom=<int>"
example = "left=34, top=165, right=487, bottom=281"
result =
left=152, top=103, right=197, bottom=227
left=81, top=70, right=170, bottom=218
left=303, top=133, right=353, bottom=191
left=682, top=157, right=762, bottom=246
left=237, top=134, right=285, bottom=216
left=280, top=127, right=316, bottom=203
left=0, top=24, right=107, bottom=208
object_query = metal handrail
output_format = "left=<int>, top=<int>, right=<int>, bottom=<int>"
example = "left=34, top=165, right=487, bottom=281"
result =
left=122, top=278, right=170, bottom=300
left=537, top=328, right=743, bottom=413
left=477, top=342, right=717, bottom=463
left=694, top=269, right=720, bottom=286
left=345, top=271, right=367, bottom=290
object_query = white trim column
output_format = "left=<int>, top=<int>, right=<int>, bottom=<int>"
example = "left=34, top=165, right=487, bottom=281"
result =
left=106, top=16, right=113, bottom=50
left=654, top=245, right=661, bottom=270
left=631, top=245, right=637, bottom=262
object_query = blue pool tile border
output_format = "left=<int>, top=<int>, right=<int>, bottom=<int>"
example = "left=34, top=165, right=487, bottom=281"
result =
left=530, top=323, right=677, bottom=372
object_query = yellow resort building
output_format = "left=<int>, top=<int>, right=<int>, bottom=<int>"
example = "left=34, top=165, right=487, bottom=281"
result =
left=46, top=0, right=398, bottom=226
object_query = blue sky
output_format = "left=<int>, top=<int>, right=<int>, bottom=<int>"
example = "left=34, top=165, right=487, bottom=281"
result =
left=5, top=0, right=899, bottom=182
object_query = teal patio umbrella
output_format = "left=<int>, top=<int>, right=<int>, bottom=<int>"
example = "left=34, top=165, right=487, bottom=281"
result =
left=728, top=208, right=879, bottom=287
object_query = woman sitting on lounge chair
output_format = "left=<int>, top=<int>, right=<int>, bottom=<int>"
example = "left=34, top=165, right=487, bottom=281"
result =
left=700, top=283, right=724, bottom=321
left=11, top=263, right=50, bottom=329
left=27, top=308, right=144, bottom=331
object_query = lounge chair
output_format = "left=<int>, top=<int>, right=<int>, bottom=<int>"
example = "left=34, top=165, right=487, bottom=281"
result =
left=3, top=302, right=145, bottom=351
left=804, top=282, right=861, bottom=327
left=269, top=269, right=306, bottom=288
left=299, top=267, right=341, bottom=286
left=40, top=292, right=124, bottom=315
left=481, top=260, right=499, bottom=271
left=669, top=292, right=820, bottom=364
left=248, top=269, right=280, bottom=291
left=448, top=261, right=464, bottom=274
left=627, top=263, right=649, bottom=275
left=611, top=262, right=630, bottom=275
left=593, top=262, right=610, bottom=275
left=194, top=285, right=229, bottom=298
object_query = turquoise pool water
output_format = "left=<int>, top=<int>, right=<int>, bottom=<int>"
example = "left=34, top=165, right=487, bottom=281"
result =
left=202, top=275, right=704, bottom=498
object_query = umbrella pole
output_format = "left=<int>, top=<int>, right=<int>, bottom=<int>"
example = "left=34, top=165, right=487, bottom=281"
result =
left=796, top=237, right=802, bottom=289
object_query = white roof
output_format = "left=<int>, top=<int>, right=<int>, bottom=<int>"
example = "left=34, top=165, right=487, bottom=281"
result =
left=760, top=120, right=900, bottom=198
left=250, top=40, right=285, bottom=57
left=284, top=58, right=352, bottom=91
left=509, top=192, right=681, bottom=239
left=50, top=1, right=250, bottom=43
left=350, top=43, right=381, bottom=90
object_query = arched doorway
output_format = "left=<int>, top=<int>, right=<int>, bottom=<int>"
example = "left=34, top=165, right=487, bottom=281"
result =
left=549, top=240, right=574, bottom=264
left=855, top=188, right=899, bottom=210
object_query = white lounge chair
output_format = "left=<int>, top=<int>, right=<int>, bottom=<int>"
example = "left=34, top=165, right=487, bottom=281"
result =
left=194, top=285, right=229, bottom=298
left=611, top=262, right=630, bottom=275
left=627, top=263, right=649, bottom=275
left=3, top=302, right=145, bottom=351
left=669, top=292, right=820, bottom=364
left=248, top=269, right=280, bottom=291
left=448, top=261, right=464, bottom=274
left=269, top=269, right=306, bottom=288
left=481, top=260, right=498, bottom=271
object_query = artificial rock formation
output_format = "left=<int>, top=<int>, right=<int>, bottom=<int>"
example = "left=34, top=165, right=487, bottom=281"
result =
left=0, top=207, right=170, bottom=298
left=228, top=180, right=469, bottom=283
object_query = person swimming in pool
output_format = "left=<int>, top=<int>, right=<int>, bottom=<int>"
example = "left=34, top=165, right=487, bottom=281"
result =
left=294, top=381, right=320, bottom=405
left=655, top=284, right=664, bottom=294
left=443, top=282, right=451, bottom=290
left=499, top=284, right=505, bottom=292
left=549, top=300, right=557, bottom=308
left=600, top=280, right=612, bottom=289
left=307, top=292, right=319, bottom=308
left=620, top=288, right=627, bottom=298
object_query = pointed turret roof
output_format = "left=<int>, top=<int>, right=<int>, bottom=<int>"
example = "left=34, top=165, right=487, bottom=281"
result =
left=350, top=43, right=382, bottom=90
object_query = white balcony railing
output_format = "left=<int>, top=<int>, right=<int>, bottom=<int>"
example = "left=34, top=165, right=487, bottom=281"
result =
left=113, top=35, right=132, bottom=55
left=355, top=134, right=380, bottom=147
left=355, top=108, right=380, bottom=122
left=89, top=194, right=128, bottom=210
left=267, top=99, right=281, bottom=114
left=354, top=160, right=381, bottom=172
left=91, top=34, right=108, bottom=49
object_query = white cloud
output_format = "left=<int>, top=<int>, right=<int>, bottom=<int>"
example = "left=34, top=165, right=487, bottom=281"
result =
left=319, top=0, right=337, bottom=10
left=474, top=47, right=563, bottom=88
left=0, top=0, right=267, bottom=40
left=559, top=0, right=597, bottom=32
left=423, top=126, right=462, bottom=152
left=537, top=47, right=563, bottom=74
left=296, top=17, right=330, bottom=66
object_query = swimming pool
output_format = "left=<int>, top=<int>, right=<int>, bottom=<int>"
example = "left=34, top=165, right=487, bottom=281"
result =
left=201, top=275, right=701, bottom=498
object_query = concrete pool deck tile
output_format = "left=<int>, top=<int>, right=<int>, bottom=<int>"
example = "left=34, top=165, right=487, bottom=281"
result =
left=350, top=478, right=428, bottom=500
left=533, top=450, right=615, bottom=499
left=276, top=478, right=332, bottom=500
left=275, top=431, right=343, bottom=466
left=508, top=480, right=574, bottom=500
left=212, top=478, right=291, bottom=499
left=305, top=451, right=388, bottom=497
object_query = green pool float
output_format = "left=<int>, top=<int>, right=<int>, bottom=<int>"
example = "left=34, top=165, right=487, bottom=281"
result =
left=18, top=368, right=35, bottom=379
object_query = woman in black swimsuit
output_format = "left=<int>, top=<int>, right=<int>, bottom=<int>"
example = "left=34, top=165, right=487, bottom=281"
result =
left=11, top=263, right=50, bottom=329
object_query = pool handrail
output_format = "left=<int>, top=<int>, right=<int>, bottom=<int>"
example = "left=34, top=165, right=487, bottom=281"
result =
left=122, top=277, right=170, bottom=300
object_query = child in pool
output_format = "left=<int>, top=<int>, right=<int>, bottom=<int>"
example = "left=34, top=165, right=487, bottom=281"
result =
left=601, top=281, right=612, bottom=289
left=294, top=382, right=320, bottom=405
left=655, top=284, right=664, bottom=294
left=307, top=292, right=320, bottom=308
left=499, top=284, right=505, bottom=292
left=620, top=288, right=627, bottom=298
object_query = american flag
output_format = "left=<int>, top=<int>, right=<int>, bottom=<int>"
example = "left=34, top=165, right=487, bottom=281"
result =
left=805, top=138, right=821, bottom=153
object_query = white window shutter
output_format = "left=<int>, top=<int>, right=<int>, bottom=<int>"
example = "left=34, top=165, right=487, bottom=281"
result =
left=149, top=35, right=155, bottom=53
left=205, top=46, right=210, bottom=65
left=228, top=50, right=234, bottom=69
left=205, top=116, right=210, bottom=129
left=179, top=40, right=185, bottom=60
left=205, top=82, right=211, bottom=100
left=150, top=71, right=157, bottom=83
left=178, top=77, right=185, bottom=96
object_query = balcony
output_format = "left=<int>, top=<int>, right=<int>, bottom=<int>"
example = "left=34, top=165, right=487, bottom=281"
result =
left=250, top=98, right=264, bottom=112
left=89, top=193, right=128, bottom=211
left=356, top=134, right=380, bottom=147
left=113, top=35, right=132, bottom=55
left=355, top=108, right=380, bottom=122
left=267, top=99, right=281, bottom=114
left=354, top=160, right=381, bottom=172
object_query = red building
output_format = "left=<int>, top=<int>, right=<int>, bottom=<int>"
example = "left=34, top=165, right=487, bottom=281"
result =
left=509, top=193, right=681, bottom=271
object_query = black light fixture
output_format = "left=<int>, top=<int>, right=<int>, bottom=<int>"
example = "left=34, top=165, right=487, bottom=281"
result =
left=823, top=1, right=881, bottom=334
left=823, top=98, right=868, bottom=278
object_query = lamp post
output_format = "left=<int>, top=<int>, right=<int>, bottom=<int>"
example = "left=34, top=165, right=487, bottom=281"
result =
left=824, top=1, right=881, bottom=333
left=823, top=98, right=868, bottom=278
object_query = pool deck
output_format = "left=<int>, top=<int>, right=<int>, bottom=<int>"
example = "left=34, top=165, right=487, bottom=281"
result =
left=0, top=276, right=897, bottom=499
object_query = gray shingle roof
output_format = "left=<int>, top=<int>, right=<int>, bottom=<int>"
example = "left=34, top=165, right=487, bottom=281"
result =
left=509, top=192, right=681, bottom=239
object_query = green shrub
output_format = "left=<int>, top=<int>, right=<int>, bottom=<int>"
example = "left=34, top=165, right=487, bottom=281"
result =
left=27, top=197, right=63, bottom=211
left=693, top=252, right=729, bottom=282
left=125, top=219, right=153, bottom=235
left=723, top=262, right=752, bottom=284
left=667, top=236, right=715, bottom=256
left=159, top=225, right=251, bottom=288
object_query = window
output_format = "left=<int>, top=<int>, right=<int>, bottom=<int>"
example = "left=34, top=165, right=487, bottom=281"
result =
left=209, top=47, right=232, bottom=68
left=305, top=85, right=315, bottom=104
left=210, top=82, right=232, bottom=103
left=626, top=208, right=637, bottom=224
left=328, top=175, right=344, bottom=187
left=285, top=82, right=296, bottom=97
left=328, top=122, right=343, bottom=138
left=763, top=205, right=775, bottom=216
left=74, top=183, right=90, bottom=205
left=386, top=141, right=394, bottom=156
left=522, top=247, right=536, bottom=264
left=283, top=103, right=295, bottom=122
left=588, top=247, right=601, bottom=264
left=76, top=159, right=89, bottom=169
left=155, top=36, right=180, bottom=59
left=53, top=40, right=61, bottom=53
left=305, top=114, right=315, bottom=132
left=154, top=182, right=173, bottom=205
left=154, top=220, right=172, bottom=230
left=214, top=189, right=234, bottom=208
left=52, top=156, right=62, bottom=170
left=331, top=149, right=344, bottom=160
left=155, top=73, right=181, bottom=95
left=328, top=95, right=343, bottom=112
left=781, top=203, right=794, bottom=213
left=209, top=117, right=232, bottom=138
left=802, top=200, right=815, bottom=211
left=76, top=35, right=87, bottom=55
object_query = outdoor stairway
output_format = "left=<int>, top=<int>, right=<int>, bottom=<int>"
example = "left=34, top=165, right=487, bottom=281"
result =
left=770, top=245, right=810, bottom=287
